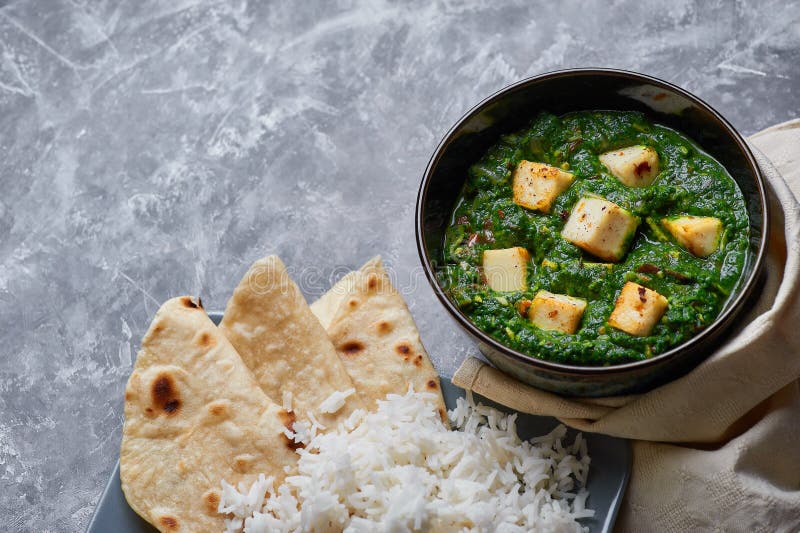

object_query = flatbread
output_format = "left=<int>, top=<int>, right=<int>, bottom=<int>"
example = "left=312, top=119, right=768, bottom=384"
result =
left=318, top=257, right=447, bottom=420
left=219, top=256, right=363, bottom=428
left=120, top=296, right=297, bottom=533
left=309, top=269, right=360, bottom=330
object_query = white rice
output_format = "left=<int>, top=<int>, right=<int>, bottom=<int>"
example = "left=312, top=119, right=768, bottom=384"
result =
left=282, top=390, right=293, bottom=413
left=220, top=390, right=593, bottom=532
left=306, top=410, right=327, bottom=432
left=318, top=388, right=356, bottom=414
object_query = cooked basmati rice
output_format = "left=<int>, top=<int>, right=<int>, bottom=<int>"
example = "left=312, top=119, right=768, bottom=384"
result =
left=282, top=390, right=293, bottom=413
left=318, top=388, right=356, bottom=414
left=220, top=390, right=593, bottom=532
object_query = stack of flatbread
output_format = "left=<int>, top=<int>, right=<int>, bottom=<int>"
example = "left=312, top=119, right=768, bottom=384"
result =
left=119, top=256, right=445, bottom=532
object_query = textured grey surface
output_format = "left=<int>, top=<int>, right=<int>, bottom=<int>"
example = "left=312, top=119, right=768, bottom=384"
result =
left=0, top=0, right=797, bottom=530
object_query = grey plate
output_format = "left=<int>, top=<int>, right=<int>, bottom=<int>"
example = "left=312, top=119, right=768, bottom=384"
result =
left=87, top=312, right=630, bottom=532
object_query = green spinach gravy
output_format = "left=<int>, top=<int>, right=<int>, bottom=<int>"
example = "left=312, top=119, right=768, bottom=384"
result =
left=440, top=111, right=749, bottom=365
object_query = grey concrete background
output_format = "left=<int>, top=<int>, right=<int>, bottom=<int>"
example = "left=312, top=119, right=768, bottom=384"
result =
left=0, top=0, right=797, bottom=530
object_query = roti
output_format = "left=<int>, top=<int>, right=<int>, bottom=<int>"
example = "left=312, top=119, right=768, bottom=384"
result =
left=120, top=296, right=297, bottom=532
left=309, top=257, right=382, bottom=329
left=313, top=257, right=447, bottom=420
left=219, top=256, right=363, bottom=428
left=309, top=269, right=360, bottom=330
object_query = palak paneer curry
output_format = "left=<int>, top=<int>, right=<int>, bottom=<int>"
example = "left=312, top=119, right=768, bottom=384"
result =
left=439, top=111, right=749, bottom=365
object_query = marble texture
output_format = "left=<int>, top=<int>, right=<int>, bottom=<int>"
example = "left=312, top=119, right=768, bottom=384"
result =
left=0, top=0, right=797, bottom=530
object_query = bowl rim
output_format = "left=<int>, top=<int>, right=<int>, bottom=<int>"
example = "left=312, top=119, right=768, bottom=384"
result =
left=415, top=67, right=770, bottom=377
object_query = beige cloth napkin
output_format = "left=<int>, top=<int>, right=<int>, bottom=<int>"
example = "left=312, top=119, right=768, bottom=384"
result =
left=453, top=120, right=800, bottom=532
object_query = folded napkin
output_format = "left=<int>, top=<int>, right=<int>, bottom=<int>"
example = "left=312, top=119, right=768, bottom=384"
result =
left=453, top=120, right=800, bottom=532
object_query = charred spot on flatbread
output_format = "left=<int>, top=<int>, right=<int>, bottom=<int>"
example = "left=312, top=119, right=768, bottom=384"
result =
left=197, top=332, right=216, bottom=347
left=202, top=489, right=221, bottom=515
left=181, top=296, right=203, bottom=309
left=158, top=515, right=180, bottom=530
left=278, top=409, right=296, bottom=429
left=395, top=342, right=412, bottom=356
left=206, top=400, right=229, bottom=418
left=278, top=409, right=303, bottom=450
left=366, top=274, right=379, bottom=290
left=339, top=340, right=365, bottom=356
left=233, top=454, right=256, bottom=473
left=151, top=372, right=181, bottom=415
left=375, top=321, right=393, bottom=335
left=426, top=380, right=438, bottom=390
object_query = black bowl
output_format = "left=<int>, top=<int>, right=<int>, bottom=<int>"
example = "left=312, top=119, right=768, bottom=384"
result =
left=416, top=69, right=769, bottom=397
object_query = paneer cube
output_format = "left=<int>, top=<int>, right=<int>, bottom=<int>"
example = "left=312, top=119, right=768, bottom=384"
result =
left=528, top=291, right=587, bottom=334
left=512, top=161, right=575, bottom=213
left=608, top=282, right=668, bottom=337
left=482, top=247, right=530, bottom=292
left=599, top=145, right=660, bottom=187
left=561, top=197, right=639, bottom=262
left=662, top=216, right=723, bottom=257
